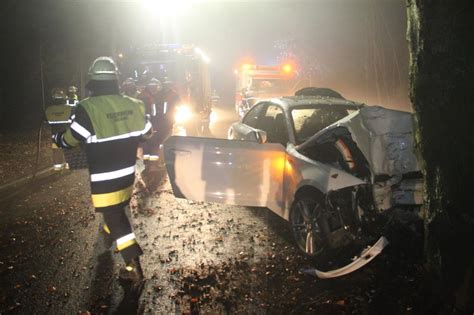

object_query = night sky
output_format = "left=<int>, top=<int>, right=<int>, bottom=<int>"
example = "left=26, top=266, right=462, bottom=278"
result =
left=0, top=0, right=409, bottom=132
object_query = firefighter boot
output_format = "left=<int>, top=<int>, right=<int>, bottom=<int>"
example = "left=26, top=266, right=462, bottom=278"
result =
left=119, top=257, right=145, bottom=283
left=119, top=257, right=145, bottom=298
left=119, top=257, right=145, bottom=306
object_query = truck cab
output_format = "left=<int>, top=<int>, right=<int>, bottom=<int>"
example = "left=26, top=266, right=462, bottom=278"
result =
left=235, top=63, right=296, bottom=117
left=119, top=44, right=212, bottom=136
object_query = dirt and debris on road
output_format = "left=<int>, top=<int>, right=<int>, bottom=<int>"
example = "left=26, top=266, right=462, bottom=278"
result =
left=133, top=173, right=424, bottom=314
left=1, top=171, right=84, bottom=313
left=0, top=168, right=125, bottom=315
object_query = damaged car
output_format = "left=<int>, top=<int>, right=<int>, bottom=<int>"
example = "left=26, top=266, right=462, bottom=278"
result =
left=163, top=94, right=423, bottom=274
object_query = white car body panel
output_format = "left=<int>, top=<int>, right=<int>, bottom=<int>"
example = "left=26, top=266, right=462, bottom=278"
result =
left=164, top=136, right=365, bottom=221
left=281, top=145, right=365, bottom=220
left=164, top=136, right=286, bottom=212
left=301, top=106, right=420, bottom=176
left=302, top=236, right=389, bottom=278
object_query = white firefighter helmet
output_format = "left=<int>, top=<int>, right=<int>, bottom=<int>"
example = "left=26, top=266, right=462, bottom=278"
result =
left=88, top=57, right=120, bottom=81
left=147, top=77, right=161, bottom=87
left=121, top=77, right=137, bottom=95
left=68, top=85, right=78, bottom=93
left=147, top=77, right=162, bottom=93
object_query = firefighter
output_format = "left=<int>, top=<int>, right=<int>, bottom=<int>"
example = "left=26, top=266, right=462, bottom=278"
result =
left=121, top=77, right=138, bottom=98
left=52, top=57, right=152, bottom=287
left=66, top=86, right=79, bottom=106
left=45, top=88, right=72, bottom=171
left=138, top=77, right=161, bottom=162
left=157, top=78, right=179, bottom=144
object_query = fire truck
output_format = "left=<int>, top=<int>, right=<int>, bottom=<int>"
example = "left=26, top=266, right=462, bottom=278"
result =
left=119, top=44, right=212, bottom=136
left=235, top=63, right=297, bottom=117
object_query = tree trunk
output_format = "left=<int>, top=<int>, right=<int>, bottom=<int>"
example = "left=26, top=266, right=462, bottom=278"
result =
left=407, top=0, right=474, bottom=312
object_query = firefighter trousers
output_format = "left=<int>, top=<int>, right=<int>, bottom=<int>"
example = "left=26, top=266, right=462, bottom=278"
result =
left=101, top=203, right=143, bottom=264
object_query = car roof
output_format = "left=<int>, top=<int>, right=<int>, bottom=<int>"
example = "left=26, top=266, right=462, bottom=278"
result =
left=269, top=95, right=365, bottom=109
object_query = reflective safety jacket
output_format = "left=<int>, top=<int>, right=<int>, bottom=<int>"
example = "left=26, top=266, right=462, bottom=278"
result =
left=56, top=94, right=151, bottom=211
left=66, top=93, right=79, bottom=106
left=45, top=104, right=74, bottom=125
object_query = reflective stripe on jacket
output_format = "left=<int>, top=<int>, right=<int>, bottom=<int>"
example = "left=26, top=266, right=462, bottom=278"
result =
left=58, top=94, right=151, bottom=210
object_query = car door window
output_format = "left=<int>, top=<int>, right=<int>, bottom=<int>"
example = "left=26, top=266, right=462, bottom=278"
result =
left=257, top=104, right=289, bottom=145
left=242, top=103, right=265, bottom=128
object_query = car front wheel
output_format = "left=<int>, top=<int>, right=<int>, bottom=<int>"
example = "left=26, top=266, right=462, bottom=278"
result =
left=290, top=195, right=329, bottom=257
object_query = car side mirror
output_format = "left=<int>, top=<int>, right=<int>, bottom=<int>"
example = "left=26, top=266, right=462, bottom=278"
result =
left=254, top=129, right=267, bottom=144
left=244, top=129, right=267, bottom=143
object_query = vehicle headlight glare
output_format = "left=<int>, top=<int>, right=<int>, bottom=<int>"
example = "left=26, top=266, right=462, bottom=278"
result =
left=210, top=111, right=217, bottom=124
left=175, top=104, right=193, bottom=124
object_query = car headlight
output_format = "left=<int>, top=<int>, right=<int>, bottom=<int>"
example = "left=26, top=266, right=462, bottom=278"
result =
left=175, top=104, right=193, bottom=124
left=210, top=110, right=217, bottom=124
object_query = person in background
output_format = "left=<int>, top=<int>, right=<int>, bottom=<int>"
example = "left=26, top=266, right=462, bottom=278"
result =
left=121, top=77, right=139, bottom=98
left=138, top=77, right=161, bottom=162
left=45, top=88, right=72, bottom=171
left=156, top=78, right=179, bottom=147
left=66, top=85, right=79, bottom=106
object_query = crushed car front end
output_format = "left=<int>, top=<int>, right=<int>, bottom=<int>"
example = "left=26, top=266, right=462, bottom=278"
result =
left=295, top=105, right=423, bottom=214
left=284, top=105, right=424, bottom=256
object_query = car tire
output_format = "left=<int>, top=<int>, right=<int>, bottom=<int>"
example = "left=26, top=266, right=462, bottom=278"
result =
left=289, top=193, right=330, bottom=257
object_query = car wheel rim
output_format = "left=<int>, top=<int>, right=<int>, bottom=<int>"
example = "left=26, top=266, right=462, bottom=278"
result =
left=291, top=198, right=325, bottom=256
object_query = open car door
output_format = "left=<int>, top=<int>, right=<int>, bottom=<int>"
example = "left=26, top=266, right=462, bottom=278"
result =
left=163, top=136, right=286, bottom=210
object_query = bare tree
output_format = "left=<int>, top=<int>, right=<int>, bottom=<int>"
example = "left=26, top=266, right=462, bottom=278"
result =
left=407, top=0, right=474, bottom=312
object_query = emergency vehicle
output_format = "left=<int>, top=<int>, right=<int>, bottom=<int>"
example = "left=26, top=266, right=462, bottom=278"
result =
left=119, top=44, right=213, bottom=136
left=235, top=63, right=297, bottom=117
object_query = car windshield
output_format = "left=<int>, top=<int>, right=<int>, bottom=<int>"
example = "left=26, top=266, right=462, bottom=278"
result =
left=291, top=106, right=358, bottom=144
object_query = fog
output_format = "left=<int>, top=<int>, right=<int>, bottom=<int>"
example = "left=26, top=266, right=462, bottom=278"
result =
left=173, top=0, right=409, bottom=110
left=0, top=0, right=410, bottom=131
